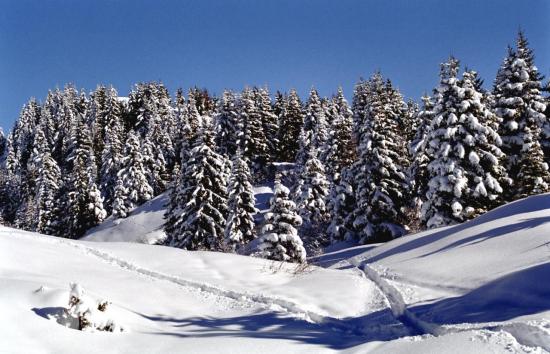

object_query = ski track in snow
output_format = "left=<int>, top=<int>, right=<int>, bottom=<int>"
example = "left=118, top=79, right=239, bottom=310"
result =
left=346, top=258, right=550, bottom=352
left=4, top=230, right=372, bottom=336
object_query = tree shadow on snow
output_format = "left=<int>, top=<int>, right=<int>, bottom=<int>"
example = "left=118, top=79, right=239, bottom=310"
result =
left=416, top=216, right=550, bottom=259
left=367, top=212, right=550, bottom=264
left=136, top=308, right=414, bottom=349
left=410, top=262, right=550, bottom=324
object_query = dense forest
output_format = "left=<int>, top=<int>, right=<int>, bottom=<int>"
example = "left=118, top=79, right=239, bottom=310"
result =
left=0, top=32, right=548, bottom=263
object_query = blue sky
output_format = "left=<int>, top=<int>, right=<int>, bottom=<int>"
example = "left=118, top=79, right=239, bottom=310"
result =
left=0, top=0, right=548, bottom=129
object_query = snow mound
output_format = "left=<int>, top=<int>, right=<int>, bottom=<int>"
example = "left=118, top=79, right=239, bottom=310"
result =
left=82, top=193, right=169, bottom=244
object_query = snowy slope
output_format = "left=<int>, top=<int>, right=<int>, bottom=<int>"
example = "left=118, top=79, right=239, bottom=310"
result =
left=82, top=193, right=169, bottom=244
left=0, top=227, right=391, bottom=354
left=316, top=193, right=550, bottom=352
left=2, top=192, right=550, bottom=353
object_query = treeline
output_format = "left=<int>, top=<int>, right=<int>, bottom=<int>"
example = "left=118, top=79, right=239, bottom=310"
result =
left=0, top=32, right=548, bottom=263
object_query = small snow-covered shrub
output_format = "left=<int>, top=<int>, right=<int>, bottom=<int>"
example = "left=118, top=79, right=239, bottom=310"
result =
left=65, top=283, right=124, bottom=332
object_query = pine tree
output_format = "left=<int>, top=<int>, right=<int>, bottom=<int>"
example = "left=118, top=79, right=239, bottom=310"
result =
left=322, top=88, right=355, bottom=183
left=214, top=90, right=240, bottom=158
left=257, top=176, right=306, bottom=263
left=422, top=58, right=509, bottom=228
left=63, top=113, right=107, bottom=238
left=99, top=87, right=125, bottom=212
left=224, top=150, right=258, bottom=251
left=493, top=32, right=549, bottom=199
left=278, top=89, right=304, bottom=162
left=296, top=88, right=328, bottom=167
left=254, top=87, right=279, bottom=161
left=111, top=130, right=154, bottom=218
left=35, top=150, right=62, bottom=235
left=164, top=129, right=229, bottom=251
left=408, top=95, right=434, bottom=211
left=239, top=87, right=269, bottom=178
left=351, top=72, right=410, bottom=243
left=327, top=166, right=357, bottom=243
left=294, top=153, right=330, bottom=250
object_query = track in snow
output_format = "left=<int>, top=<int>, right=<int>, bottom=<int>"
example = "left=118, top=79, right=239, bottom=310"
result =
left=347, top=258, right=444, bottom=337
left=5, top=230, right=374, bottom=335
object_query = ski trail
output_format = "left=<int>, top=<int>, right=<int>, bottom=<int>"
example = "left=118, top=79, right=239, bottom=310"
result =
left=347, top=258, right=444, bottom=337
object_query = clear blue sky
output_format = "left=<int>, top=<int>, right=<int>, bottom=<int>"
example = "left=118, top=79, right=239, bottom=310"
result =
left=0, top=0, right=548, bottom=130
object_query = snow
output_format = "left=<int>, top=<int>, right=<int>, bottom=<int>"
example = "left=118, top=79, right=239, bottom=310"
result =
left=2, top=188, right=549, bottom=353
left=82, top=192, right=169, bottom=244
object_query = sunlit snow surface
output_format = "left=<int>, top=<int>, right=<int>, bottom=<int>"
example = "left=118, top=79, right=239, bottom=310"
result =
left=1, top=191, right=549, bottom=353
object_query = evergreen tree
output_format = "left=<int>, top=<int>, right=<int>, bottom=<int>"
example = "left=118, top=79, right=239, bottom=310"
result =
left=296, top=88, right=328, bottom=167
left=351, top=72, right=410, bottom=243
left=493, top=32, right=549, bottom=199
left=322, top=88, right=355, bottom=183
left=327, top=167, right=357, bottom=243
left=99, top=87, right=125, bottom=211
left=63, top=113, right=107, bottom=238
left=257, top=176, right=306, bottom=263
left=254, top=87, right=279, bottom=161
left=214, top=90, right=240, bottom=158
left=294, top=153, right=330, bottom=250
left=408, top=95, right=435, bottom=211
left=112, top=130, right=154, bottom=218
left=35, top=150, right=62, bottom=235
left=422, top=58, right=509, bottom=228
left=239, top=87, right=269, bottom=178
left=224, top=151, right=258, bottom=251
left=278, top=89, right=304, bottom=162
left=164, top=130, right=229, bottom=250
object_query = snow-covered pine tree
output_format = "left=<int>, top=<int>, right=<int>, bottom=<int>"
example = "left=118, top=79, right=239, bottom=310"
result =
left=99, top=87, right=125, bottom=212
left=278, top=89, right=304, bottom=162
left=326, top=166, right=357, bottom=243
left=239, top=87, right=269, bottom=179
left=35, top=150, right=62, bottom=235
left=493, top=32, right=549, bottom=199
left=224, top=150, right=258, bottom=251
left=214, top=90, right=240, bottom=158
left=408, top=95, right=434, bottom=212
left=63, top=113, right=107, bottom=238
left=295, top=88, right=328, bottom=167
left=254, top=87, right=279, bottom=161
left=172, top=88, right=188, bottom=166
left=351, top=72, right=410, bottom=243
left=322, top=87, right=355, bottom=183
left=422, top=58, right=509, bottom=228
left=164, top=129, right=229, bottom=251
left=111, top=130, right=154, bottom=218
left=256, top=176, right=306, bottom=263
left=294, top=151, right=330, bottom=250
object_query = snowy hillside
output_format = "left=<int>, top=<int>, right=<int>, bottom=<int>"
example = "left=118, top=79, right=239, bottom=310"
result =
left=1, top=193, right=549, bottom=353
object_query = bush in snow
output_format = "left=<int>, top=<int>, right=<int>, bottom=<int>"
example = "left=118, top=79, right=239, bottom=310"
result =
left=65, top=283, right=123, bottom=332
left=256, top=176, right=306, bottom=263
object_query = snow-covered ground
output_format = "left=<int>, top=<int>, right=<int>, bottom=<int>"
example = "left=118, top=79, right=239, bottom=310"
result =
left=1, top=190, right=549, bottom=353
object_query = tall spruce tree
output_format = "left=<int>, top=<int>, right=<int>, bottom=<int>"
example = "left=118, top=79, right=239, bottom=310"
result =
left=351, top=73, right=410, bottom=243
left=63, top=113, right=106, bottom=238
left=164, top=129, right=229, bottom=250
left=239, top=87, right=269, bottom=178
left=296, top=88, right=328, bottom=167
left=322, top=88, right=355, bottom=183
left=224, top=150, right=258, bottom=251
left=111, top=130, right=154, bottom=218
left=214, top=90, right=240, bottom=158
left=278, top=89, right=304, bottom=162
left=422, top=59, right=509, bottom=228
left=255, top=87, right=279, bottom=161
left=493, top=32, right=549, bottom=199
